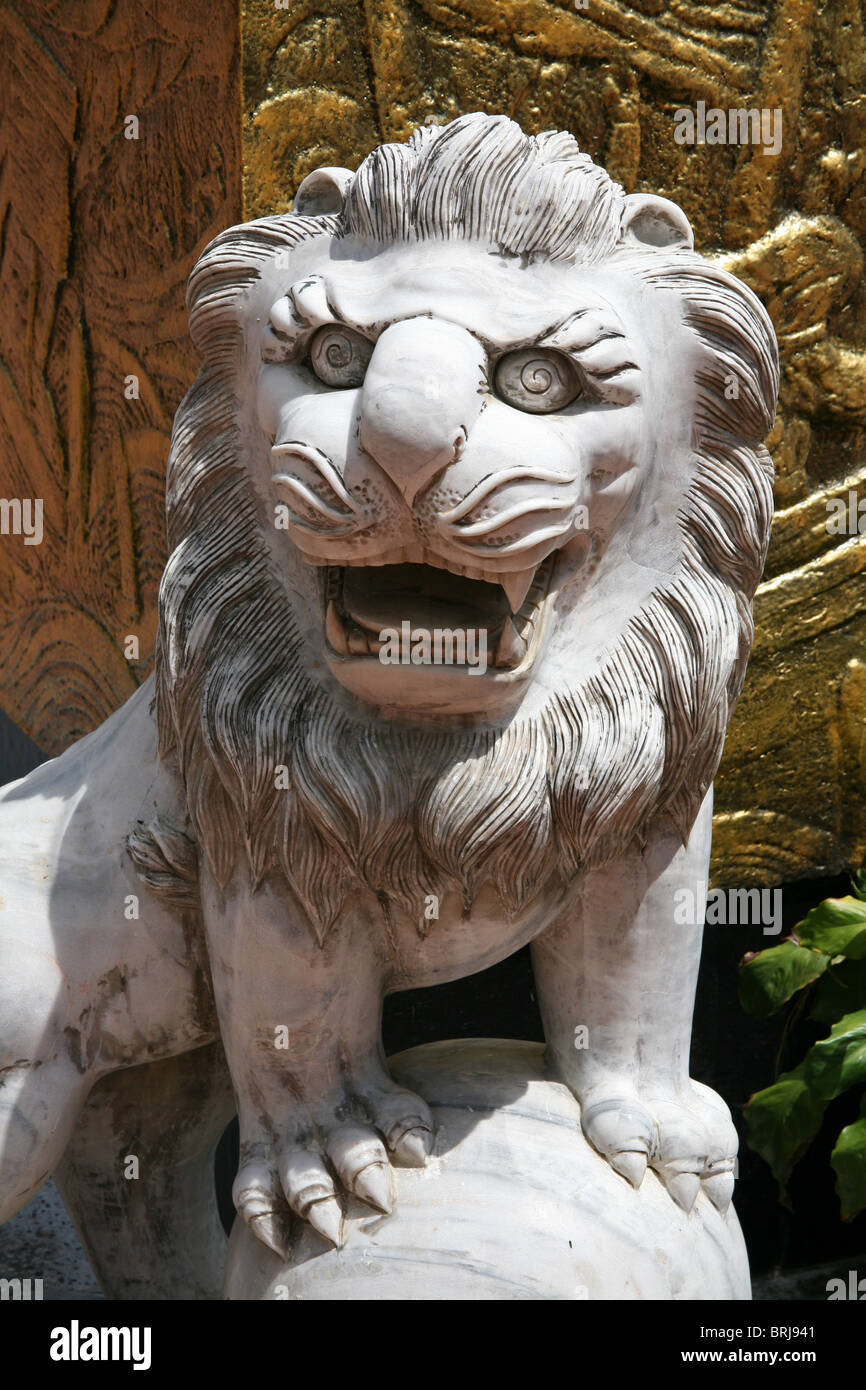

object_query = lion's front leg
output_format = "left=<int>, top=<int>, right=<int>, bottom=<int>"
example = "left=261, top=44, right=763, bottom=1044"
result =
left=199, top=874, right=433, bottom=1254
left=532, top=788, right=738, bottom=1214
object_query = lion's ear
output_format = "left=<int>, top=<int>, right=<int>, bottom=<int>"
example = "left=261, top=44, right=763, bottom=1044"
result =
left=620, top=193, right=694, bottom=251
left=293, top=167, right=354, bottom=216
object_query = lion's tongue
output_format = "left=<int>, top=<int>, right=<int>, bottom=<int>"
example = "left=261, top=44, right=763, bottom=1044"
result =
left=341, top=564, right=505, bottom=635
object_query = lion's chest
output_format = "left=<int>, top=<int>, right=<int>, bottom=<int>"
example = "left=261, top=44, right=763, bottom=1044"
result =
left=379, top=877, right=570, bottom=992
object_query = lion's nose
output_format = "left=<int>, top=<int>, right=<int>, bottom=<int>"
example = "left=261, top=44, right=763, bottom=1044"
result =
left=359, top=317, right=487, bottom=503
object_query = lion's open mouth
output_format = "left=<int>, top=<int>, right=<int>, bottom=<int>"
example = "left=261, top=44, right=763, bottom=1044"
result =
left=322, top=557, right=554, bottom=672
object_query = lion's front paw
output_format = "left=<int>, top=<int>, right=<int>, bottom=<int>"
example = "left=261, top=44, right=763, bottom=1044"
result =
left=232, top=1078, right=434, bottom=1254
left=579, top=1078, right=738, bottom=1214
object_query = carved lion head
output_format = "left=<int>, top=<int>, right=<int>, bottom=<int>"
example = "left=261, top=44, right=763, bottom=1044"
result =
left=151, top=114, right=777, bottom=937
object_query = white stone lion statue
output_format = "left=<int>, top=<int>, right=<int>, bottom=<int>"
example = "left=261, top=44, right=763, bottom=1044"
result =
left=0, top=113, right=777, bottom=1297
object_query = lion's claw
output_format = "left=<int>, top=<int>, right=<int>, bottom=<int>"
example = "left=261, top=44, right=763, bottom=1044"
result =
left=353, top=1161, right=393, bottom=1213
left=703, top=1165, right=736, bottom=1213
left=582, top=1097, right=654, bottom=1162
left=233, top=1161, right=291, bottom=1258
left=608, top=1150, right=648, bottom=1189
left=389, top=1122, right=434, bottom=1167
left=280, top=1150, right=336, bottom=1216
left=579, top=1080, right=738, bottom=1214
left=234, top=1078, right=434, bottom=1254
left=305, top=1196, right=344, bottom=1247
left=329, top=1124, right=394, bottom=1211
left=660, top=1168, right=702, bottom=1213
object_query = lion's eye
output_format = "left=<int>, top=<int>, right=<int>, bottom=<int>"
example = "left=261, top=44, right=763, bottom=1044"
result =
left=309, top=324, right=372, bottom=389
left=494, top=349, right=582, bottom=414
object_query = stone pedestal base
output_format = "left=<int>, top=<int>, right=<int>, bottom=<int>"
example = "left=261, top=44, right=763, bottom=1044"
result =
left=224, top=1039, right=750, bottom=1301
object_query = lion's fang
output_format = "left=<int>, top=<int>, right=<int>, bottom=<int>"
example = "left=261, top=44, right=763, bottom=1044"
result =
left=495, top=619, right=528, bottom=668
left=326, top=600, right=350, bottom=654
left=500, top=568, right=536, bottom=613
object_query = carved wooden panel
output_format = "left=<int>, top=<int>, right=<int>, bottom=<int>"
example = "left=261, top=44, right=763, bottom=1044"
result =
left=0, top=1, right=241, bottom=753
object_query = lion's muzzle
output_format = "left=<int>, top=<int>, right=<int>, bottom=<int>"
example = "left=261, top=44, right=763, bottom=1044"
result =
left=358, top=317, right=487, bottom=504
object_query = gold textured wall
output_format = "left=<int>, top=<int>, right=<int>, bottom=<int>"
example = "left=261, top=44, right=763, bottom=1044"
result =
left=1, top=1, right=864, bottom=888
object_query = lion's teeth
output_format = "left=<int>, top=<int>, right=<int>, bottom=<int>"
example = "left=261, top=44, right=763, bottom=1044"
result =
left=495, top=619, right=528, bottom=668
left=500, top=568, right=536, bottom=614
left=326, top=600, right=349, bottom=654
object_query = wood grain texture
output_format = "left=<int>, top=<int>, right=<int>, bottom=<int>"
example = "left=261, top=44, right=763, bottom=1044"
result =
left=0, top=1, right=241, bottom=753
left=242, top=0, right=866, bottom=888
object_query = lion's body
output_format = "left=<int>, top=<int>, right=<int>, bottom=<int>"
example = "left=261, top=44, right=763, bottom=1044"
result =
left=0, top=114, right=778, bottom=1295
left=0, top=677, right=574, bottom=1294
left=0, top=686, right=229, bottom=1294
left=0, top=684, right=211, bottom=1083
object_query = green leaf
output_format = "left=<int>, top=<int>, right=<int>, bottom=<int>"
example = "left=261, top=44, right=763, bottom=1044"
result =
left=851, top=867, right=866, bottom=902
left=745, top=1013, right=866, bottom=1199
left=809, top=957, right=866, bottom=1026
left=802, top=1010, right=866, bottom=1103
left=738, top=940, right=829, bottom=1017
left=796, top=895, right=866, bottom=960
left=744, top=1065, right=827, bottom=1198
left=831, top=1094, right=866, bottom=1222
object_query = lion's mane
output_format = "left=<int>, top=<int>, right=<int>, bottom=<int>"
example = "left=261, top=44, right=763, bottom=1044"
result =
left=132, top=116, right=777, bottom=942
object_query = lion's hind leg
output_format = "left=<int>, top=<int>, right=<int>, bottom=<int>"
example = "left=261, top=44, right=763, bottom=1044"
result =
left=0, top=1056, right=91, bottom=1225
left=0, top=933, right=94, bottom=1226
left=53, top=1042, right=235, bottom=1300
